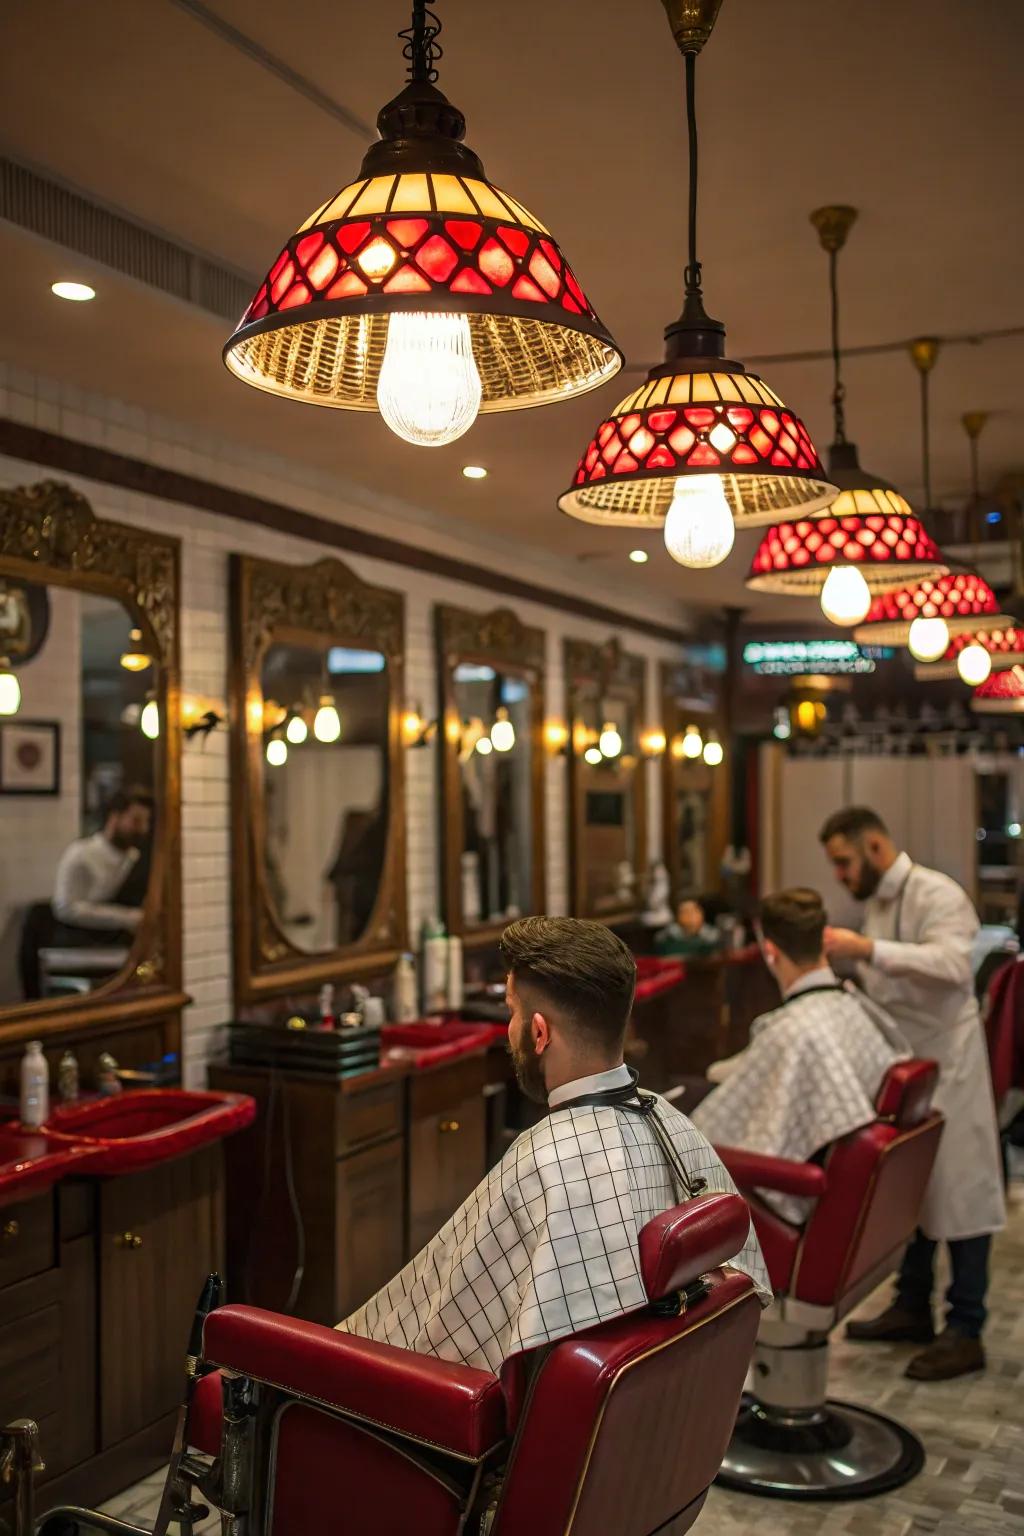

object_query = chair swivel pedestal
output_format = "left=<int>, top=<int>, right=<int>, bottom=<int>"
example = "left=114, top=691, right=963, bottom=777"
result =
left=716, top=1058, right=944, bottom=1501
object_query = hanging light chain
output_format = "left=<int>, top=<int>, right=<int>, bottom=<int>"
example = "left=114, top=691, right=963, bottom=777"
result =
left=400, top=0, right=443, bottom=84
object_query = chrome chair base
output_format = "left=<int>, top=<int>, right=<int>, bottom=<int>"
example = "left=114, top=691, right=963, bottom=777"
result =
left=716, top=1394, right=925, bottom=1501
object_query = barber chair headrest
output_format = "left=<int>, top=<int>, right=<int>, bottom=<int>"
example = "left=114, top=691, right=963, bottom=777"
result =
left=874, top=1059, right=938, bottom=1128
left=638, top=1192, right=750, bottom=1302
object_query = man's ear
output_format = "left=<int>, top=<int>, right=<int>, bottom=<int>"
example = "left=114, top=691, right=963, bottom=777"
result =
left=530, top=1010, right=552, bottom=1054
left=761, top=938, right=780, bottom=969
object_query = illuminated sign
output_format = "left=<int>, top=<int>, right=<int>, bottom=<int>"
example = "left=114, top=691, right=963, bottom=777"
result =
left=742, top=639, right=893, bottom=676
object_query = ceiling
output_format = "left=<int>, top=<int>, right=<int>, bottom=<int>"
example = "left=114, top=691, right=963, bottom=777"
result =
left=1, top=0, right=1021, bottom=622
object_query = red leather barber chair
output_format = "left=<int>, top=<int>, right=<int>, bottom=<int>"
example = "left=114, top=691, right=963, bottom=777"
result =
left=32, top=1192, right=760, bottom=1536
left=714, top=1059, right=944, bottom=1502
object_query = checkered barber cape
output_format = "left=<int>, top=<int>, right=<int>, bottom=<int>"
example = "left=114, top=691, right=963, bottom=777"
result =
left=338, top=1096, right=772, bottom=1373
left=691, top=979, right=910, bottom=1226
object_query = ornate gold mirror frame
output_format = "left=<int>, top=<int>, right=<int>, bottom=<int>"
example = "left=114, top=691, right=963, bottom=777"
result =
left=0, top=479, right=184, bottom=1042
left=230, top=552, right=407, bottom=1002
left=436, top=604, right=546, bottom=944
left=660, top=661, right=729, bottom=900
left=565, top=636, right=648, bottom=923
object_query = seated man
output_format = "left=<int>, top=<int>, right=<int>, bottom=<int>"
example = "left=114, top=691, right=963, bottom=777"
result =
left=339, top=916, right=770, bottom=1372
left=655, top=896, right=722, bottom=959
left=52, top=788, right=153, bottom=936
left=690, top=888, right=909, bottom=1224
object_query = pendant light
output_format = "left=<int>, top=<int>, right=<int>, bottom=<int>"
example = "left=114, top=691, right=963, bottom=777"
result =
left=490, top=707, right=515, bottom=752
left=599, top=721, right=623, bottom=759
left=224, top=4, right=621, bottom=446
left=702, top=730, right=724, bottom=766
left=285, top=710, right=309, bottom=745
left=314, top=695, right=342, bottom=743
left=266, top=735, right=288, bottom=767
left=914, top=625, right=1024, bottom=682
left=558, top=0, right=834, bottom=562
left=680, top=724, right=703, bottom=759
left=747, top=218, right=946, bottom=618
left=0, top=658, right=21, bottom=716
left=119, top=628, right=151, bottom=672
left=970, top=665, right=1024, bottom=713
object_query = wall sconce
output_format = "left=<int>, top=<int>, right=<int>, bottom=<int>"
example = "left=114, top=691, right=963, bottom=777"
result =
left=640, top=728, right=667, bottom=758
left=544, top=720, right=570, bottom=755
left=182, top=694, right=226, bottom=745
left=402, top=704, right=437, bottom=749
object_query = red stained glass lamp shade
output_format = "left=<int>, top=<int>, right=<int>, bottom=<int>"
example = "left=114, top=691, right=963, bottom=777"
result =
left=914, top=626, right=1024, bottom=681
left=971, top=665, right=1024, bottom=713
left=746, top=512, right=947, bottom=596
left=224, top=78, right=621, bottom=416
left=853, top=570, right=1012, bottom=645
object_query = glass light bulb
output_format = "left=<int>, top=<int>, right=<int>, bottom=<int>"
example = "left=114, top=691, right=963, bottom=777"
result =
left=475, top=735, right=493, bottom=756
left=681, top=726, right=704, bottom=759
left=314, top=697, right=341, bottom=743
left=820, top=565, right=871, bottom=626
left=286, top=713, right=308, bottom=745
left=140, top=699, right=160, bottom=740
left=377, top=311, right=482, bottom=447
left=703, top=737, right=724, bottom=766
left=957, top=643, right=992, bottom=686
left=663, top=475, right=735, bottom=569
left=584, top=746, right=603, bottom=766
left=908, top=616, right=950, bottom=662
left=490, top=711, right=515, bottom=752
left=0, top=667, right=21, bottom=716
left=266, top=737, right=288, bottom=767
left=599, top=723, right=623, bottom=758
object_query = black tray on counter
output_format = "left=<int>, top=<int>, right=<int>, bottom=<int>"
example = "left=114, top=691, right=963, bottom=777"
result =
left=227, top=1020, right=382, bottom=1078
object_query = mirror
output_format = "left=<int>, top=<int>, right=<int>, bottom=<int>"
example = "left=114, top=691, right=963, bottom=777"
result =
left=566, top=638, right=647, bottom=921
left=0, top=480, right=181, bottom=1029
left=232, top=554, right=406, bottom=1001
left=437, top=606, right=545, bottom=941
left=661, top=662, right=728, bottom=902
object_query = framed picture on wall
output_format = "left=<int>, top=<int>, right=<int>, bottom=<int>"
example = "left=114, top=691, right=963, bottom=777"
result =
left=0, top=719, right=61, bottom=796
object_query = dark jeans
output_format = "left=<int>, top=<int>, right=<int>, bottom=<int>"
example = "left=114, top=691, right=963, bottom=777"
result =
left=896, top=1228, right=991, bottom=1339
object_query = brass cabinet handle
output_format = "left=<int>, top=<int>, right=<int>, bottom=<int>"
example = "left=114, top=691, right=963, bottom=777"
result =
left=115, top=1231, right=143, bottom=1250
left=2, top=1219, right=19, bottom=1240
left=439, top=1119, right=461, bottom=1133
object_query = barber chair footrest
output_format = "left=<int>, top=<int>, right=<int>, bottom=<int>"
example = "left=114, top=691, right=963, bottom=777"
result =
left=716, top=1395, right=924, bottom=1501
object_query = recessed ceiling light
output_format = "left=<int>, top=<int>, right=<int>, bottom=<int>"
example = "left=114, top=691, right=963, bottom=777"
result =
left=629, top=549, right=649, bottom=564
left=462, top=465, right=487, bottom=480
left=51, top=281, right=95, bottom=302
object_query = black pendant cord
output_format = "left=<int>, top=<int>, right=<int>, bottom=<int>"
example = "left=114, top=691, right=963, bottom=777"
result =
left=828, top=247, right=847, bottom=446
left=684, top=50, right=702, bottom=299
left=401, top=1, right=442, bottom=84
left=919, top=369, right=932, bottom=512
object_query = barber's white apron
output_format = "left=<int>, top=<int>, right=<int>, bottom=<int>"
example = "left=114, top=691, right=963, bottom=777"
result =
left=860, top=866, right=1005, bottom=1241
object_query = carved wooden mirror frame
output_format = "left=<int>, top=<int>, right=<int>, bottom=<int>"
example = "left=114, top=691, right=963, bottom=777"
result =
left=660, top=661, right=729, bottom=901
left=565, top=636, right=648, bottom=923
left=436, top=604, right=546, bottom=945
left=0, top=479, right=184, bottom=1044
left=230, top=552, right=407, bottom=1003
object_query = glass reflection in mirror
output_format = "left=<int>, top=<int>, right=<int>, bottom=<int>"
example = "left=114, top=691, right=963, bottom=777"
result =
left=575, top=692, right=639, bottom=916
left=0, top=581, right=158, bottom=1004
left=452, top=663, right=532, bottom=926
left=261, top=643, right=389, bottom=951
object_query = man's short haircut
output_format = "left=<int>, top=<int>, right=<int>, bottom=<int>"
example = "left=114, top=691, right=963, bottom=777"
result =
left=758, top=888, right=826, bottom=966
left=818, top=805, right=888, bottom=845
left=105, top=786, right=155, bottom=820
left=500, top=916, right=637, bottom=1050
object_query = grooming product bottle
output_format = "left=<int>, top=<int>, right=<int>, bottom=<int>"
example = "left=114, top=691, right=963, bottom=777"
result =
left=318, top=983, right=336, bottom=1030
left=57, top=1050, right=80, bottom=1103
left=392, top=952, right=417, bottom=1022
left=20, top=1041, right=49, bottom=1127
left=421, top=918, right=449, bottom=1015
left=96, top=1052, right=122, bottom=1096
left=447, top=933, right=464, bottom=1011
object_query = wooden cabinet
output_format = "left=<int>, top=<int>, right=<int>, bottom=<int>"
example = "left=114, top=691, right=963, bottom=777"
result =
left=335, top=1138, right=405, bottom=1319
left=407, top=1055, right=487, bottom=1257
left=98, top=1147, right=224, bottom=1449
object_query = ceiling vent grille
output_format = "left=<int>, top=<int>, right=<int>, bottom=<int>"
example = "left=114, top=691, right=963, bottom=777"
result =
left=0, top=156, right=254, bottom=321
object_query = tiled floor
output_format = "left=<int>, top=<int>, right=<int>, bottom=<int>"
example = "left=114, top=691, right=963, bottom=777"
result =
left=97, top=1178, right=1024, bottom=1536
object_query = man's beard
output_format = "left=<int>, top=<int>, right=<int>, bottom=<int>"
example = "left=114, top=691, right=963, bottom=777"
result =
left=508, top=1038, right=547, bottom=1104
left=853, top=861, right=883, bottom=900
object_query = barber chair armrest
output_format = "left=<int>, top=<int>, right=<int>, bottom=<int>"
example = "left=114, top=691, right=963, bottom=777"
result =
left=203, top=1306, right=506, bottom=1460
left=715, top=1145, right=828, bottom=1200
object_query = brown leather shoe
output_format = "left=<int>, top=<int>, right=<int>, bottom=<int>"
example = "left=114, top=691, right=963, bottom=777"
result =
left=846, top=1304, right=935, bottom=1344
left=905, top=1329, right=985, bottom=1381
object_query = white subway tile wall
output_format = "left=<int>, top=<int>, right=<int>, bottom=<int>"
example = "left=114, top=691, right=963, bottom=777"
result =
left=0, top=367, right=688, bottom=1084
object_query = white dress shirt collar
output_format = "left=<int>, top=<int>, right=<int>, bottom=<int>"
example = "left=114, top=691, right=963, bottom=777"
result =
left=548, top=1062, right=632, bottom=1109
left=783, top=965, right=839, bottom=1000
left=876, top=849, right=913, bottom=902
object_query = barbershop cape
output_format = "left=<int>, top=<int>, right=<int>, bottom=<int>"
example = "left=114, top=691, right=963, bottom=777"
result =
left=338, top=1091, right=771, bottom=1373
left=691, top=976, right=910, bottom=1226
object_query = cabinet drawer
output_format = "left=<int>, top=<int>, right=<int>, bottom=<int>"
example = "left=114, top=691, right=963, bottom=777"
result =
left=0, top=1302, right=61, bottom=1423
left=0, top=1194, right=55, bottom=1289
left=337, top=1080, right=402, bottom=1155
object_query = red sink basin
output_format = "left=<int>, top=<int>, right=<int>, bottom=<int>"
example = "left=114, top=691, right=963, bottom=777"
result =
left=381, top=1022, right=498, bottom=1070
left=33, top=1089, right=256, bottom=1176
left=0, top=1124, right=95, bottom=1210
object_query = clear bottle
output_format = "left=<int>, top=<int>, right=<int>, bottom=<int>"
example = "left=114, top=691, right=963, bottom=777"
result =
left=20, top=1040, right=50, bottom=1127
left=318, top=983, right=336, bottom=1030
left=447, top=934, right=464, bottom=1012
left=392, top=953, right=417, bottom=1022
left=421, top=919, right=449, bottom=1017
left=57, top=1050, right=80, bottom=1103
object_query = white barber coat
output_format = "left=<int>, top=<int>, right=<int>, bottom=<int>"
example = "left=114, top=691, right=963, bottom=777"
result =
left=858, top=851, right=1005, bottom=1240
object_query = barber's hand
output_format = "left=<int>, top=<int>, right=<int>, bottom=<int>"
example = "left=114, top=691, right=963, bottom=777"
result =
left=823, top=926, right=874, bottom=962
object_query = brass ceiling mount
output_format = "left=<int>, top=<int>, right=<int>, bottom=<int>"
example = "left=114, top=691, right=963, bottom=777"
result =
left=810, top=205, right=858, bottom=254
left=660, top=0, right=725, bottom=54
left=962, top=410, right=990, bottom=440
left=909, top=337, right=941, bottom=375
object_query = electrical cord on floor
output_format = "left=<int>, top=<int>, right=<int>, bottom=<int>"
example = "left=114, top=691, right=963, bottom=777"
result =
left=241, top=1066, right=280, bottom=1306
left=281, top=1077, right=306, bottom=1315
